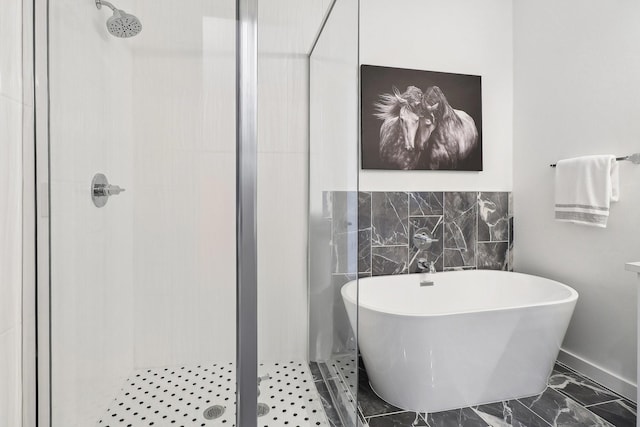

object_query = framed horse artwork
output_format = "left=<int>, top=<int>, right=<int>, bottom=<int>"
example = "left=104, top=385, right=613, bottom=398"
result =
left=361, top=65, right=483, bottom=171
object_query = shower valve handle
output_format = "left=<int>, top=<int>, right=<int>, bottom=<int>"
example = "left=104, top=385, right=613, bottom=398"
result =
left=91, top=173, right=125, bottom=207
left=105, top=184, right=125, bottom=196
left=94, top=183, right=125, bottom=197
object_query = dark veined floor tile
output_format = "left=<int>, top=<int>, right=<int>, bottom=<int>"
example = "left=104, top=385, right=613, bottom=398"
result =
left=357, top=373, right=402, bottom=418
left=548, top=369, right=620, bottom=406
left=426, top=407, right=489, bottom=427
left=473, top=400, right=550, bottom=427
left=367, top=411, right=427, bottom=427
left=588, top=400, right=636, bottom=427
left=309, top=361, right=323, bottom=382
left=519, top=387, right=612, bottom=426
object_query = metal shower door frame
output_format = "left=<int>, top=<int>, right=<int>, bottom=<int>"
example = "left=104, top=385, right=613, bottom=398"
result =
left=30, top=0, right=261, bottom=425
left=236, top=0, right=259, bottom=426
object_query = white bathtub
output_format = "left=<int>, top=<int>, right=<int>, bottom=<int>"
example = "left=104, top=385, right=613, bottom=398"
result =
left=341, top=270, right=578, bottom=413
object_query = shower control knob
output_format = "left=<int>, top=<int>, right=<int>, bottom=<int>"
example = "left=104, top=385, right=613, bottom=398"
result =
left=91, top=173, right=125, bottom=208
left=105, top=184, right=125, bottom=196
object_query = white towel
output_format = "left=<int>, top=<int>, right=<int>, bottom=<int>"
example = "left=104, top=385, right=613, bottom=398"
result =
left=554, top=154, right=619, bottom=228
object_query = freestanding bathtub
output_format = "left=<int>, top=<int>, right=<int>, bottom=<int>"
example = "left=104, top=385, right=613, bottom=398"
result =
left=341, top=270, right=578, bottom=413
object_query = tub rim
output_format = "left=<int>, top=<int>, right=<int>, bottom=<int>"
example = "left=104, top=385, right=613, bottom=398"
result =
left=341, top=270, right=579, bottom=318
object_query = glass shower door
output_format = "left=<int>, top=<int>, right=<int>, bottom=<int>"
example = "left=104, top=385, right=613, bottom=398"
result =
left=253, top=0, right=360, bottom=424
left=309, top=0, right=361, bottom=425
left=47, top=1, right=237, bottom=425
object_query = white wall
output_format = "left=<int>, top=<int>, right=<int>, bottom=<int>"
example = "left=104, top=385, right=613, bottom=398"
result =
left=0, top=0, right=24, bottom=424
left=359, top=0, right=513, bottom=192
left=49, top=1, right=135, bottom=424
left=513, top=0, right=640, bottom=396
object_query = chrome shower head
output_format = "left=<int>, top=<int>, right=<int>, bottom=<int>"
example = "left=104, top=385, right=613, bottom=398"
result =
left=106, top=10, right=142, bottom=38
left=95, top=0, right=142, bottom=38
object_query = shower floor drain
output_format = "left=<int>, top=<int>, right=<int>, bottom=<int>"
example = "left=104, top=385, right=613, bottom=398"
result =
left=203, top=405, right=225, bottom=420
left=257, top=403, right=270, bottom=417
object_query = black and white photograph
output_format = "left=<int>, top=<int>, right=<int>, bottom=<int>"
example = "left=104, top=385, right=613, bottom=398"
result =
left=361, top=64, right=483, bottom=171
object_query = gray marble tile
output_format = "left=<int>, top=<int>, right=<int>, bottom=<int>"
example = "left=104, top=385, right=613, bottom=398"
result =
left=332, top=355, right=358, bottom=399
left=508, top=217, right=514, bottom=271
left=519, top=387, right=612, bottom=426
left=372, top=192, right=409, bottom=246
left=358, top=363, right=369, bottom=381
left=477, top=242, right=509, bottom=271
left=443, top=266, right=476, bottom=272
left=444, top=192, right=477, bottom=268
left=332, top=191, right=359, bottom=274
left=622, top=399, right=637, bottom=411
left=333, top=230, right=358, bottom=274
left=359, top=192, right=372, bottom=230
left=317, top=361, right=338, bottom=381
left=552, top=363, right=572, bottom=374
left=331, top=274, right=357, bottom=353
left=426, top=408, right=489, bottom=427
left=359, top=229, right=372, bottom=273
left=409, top=192, right=444, bottom=216
left=357, top=370, right=402, bottom=417
left=548, top=370, right=620, bottom=406
left=309, top=361, right=323, bottom=382
left=332, top=191, right=351, bottom=233
left=473, top=400, right=551, bottom=427
left=368, top=411, right=428, bottom=427
left=323, top=191, right=333, bottom=219
left=509, top=216, right=514, bottom=245
left=409, top=216, right=444, bottom=273
left=478, top=192, right=509, bottom=242
left=315, top=378, right=346, bottom=427
left=588, top=400, right=637, bottom=427
left=508, top=192, right=514, bottom=217
left=372, top=246, right=408, bottom=276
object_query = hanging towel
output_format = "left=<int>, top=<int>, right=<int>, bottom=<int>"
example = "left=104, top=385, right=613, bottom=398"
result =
left=554, top=155, right=620, bottom=228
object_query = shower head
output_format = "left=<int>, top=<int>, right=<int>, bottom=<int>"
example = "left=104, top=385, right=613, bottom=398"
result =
left=95, top=0, right=142, bottom=38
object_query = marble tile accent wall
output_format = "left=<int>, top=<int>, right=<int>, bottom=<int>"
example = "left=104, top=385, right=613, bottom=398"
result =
left=328, top=191, right=513, bottom=277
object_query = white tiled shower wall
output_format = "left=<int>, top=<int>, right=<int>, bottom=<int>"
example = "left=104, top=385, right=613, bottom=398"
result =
left=130, top=0, right=238, bottom=369
left=0, top=0, right=24, bottom=425
left=49, top=1, right=135, bottom=425
left=130, top=0, right=330, bottom=368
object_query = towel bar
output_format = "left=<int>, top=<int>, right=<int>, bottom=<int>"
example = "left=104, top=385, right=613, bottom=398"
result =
left=550, top=153, right=640, bottom=167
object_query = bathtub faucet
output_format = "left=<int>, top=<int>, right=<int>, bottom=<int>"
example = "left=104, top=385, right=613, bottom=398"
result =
left=417, top=258, right=436, bottom=274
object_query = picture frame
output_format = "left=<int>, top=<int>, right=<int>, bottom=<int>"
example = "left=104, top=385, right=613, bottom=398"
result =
left=361, top=65, right=483, bottom=171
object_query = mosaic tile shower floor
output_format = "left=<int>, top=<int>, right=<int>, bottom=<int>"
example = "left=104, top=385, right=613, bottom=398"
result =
left=98, top=361, right=330, bottom=427
left=313, top=356, right=637, bottom=427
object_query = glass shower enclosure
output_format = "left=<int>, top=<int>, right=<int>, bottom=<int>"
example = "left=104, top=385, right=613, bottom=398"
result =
left=36, top=0, right=360, bottom=426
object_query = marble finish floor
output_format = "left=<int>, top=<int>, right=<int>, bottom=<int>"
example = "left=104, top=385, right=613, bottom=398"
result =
left=98, top=361, right=330, bottom=427
left=312, top=357, right=636, bottom=427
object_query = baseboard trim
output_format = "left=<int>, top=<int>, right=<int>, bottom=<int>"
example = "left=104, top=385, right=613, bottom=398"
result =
left=558, top=348, right=637, bottom=402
